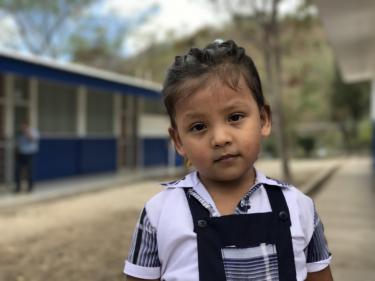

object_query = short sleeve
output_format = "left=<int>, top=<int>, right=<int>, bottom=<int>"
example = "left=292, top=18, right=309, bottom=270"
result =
left=305, top=206, right=332, bottom=272
left=124, top=208, right=161, bottom=279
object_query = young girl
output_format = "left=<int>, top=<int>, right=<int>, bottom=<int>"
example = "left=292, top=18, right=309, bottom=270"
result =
left=124, top=40, right=333, bottom=281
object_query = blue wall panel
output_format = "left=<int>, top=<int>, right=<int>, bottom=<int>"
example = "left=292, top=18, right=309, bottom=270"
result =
left=143, top=138, right=169, bottom=167
left=35, top=138, right=117, bottom=180
left=79, top=138, right=117, bottom=173
left=36, top=139, right=79, bottom=180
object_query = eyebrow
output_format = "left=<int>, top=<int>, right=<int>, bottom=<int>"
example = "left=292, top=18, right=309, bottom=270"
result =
left=220, top=100, right=251, bottom=113
left=184, top=100, right=249, bottom=115
left=224, top=102, right=248, bottom=110
left=182, top=112, right=206, bottom=120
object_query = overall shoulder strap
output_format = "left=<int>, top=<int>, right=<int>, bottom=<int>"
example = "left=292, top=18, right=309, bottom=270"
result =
left=183, top=188, right=210, bottom=231
left=264, top=184, right=292, bottom=226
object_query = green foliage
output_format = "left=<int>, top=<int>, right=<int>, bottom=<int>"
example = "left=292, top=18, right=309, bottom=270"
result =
left=297, top=136, right=315, bottom=157
left=262, top=137, right=278, bottom=158
left=69, top=23, right=126, bottom=69
left=330, top=67, right=370, bottom=152
left=357, top=119, right=372, bottom=149
left=331, top=68, right=370, bottom=122
left=0, top=0, right=100, bottom=57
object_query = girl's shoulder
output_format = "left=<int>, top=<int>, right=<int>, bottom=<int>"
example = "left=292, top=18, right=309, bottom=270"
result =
left=260, top=174, right=314, bottom=205
left=260, top=174, right=315, bottom=220
left=145, top=173, right=195, bottom=227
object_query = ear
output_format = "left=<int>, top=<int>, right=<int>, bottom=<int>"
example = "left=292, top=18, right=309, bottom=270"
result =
left=260, top=105, right=272, bottom=137
left=168, top=127, right=186, bottom=157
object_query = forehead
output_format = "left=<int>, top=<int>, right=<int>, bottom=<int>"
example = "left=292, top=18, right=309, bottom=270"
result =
left=174, top=76, right=255, bottom=116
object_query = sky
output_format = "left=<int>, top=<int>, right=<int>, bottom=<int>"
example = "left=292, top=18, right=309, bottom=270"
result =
left=101, top=0, right=232, bottom=56
left=102, top=0, right=303, bottom=56
left=0, top=0, right=303, bottom=58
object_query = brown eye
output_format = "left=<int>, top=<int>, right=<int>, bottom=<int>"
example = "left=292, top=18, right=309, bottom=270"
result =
left=190, top=123, right=206, bottom=132
left=229, top=113, right=244, bottom=122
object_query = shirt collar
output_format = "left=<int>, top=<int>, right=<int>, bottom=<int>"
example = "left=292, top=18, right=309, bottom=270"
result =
left=161, top=168, right=291, bottom=190
left=255, top=170, right=292, bottom=188
left=161, top=170, right=197, bottom=189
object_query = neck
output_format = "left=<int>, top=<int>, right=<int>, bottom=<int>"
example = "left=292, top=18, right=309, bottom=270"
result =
left=198, top=168, right=256, bottom=215
left=200, top=168, right=256, bottom=192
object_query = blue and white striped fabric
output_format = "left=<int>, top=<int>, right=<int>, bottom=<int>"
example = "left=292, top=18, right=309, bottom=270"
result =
left=306, top=209, right=331, bottom=263
left=127, top=208, right=161, bottom=267
left=221, top=243, right=279, bottom=281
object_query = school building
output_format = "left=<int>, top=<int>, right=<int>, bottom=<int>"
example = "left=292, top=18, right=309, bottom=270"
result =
left=0, top=50, right=179, bottom=185
left=313, top=0, right=375, bottom=169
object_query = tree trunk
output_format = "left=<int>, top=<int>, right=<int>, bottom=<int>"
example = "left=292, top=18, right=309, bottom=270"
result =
left=262, top=0, right=292, bottom=183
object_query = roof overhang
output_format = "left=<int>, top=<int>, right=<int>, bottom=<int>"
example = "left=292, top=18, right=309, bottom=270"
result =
left=0, top=50, right=162, bottom=98
left=313, top=0, right=375, bottom=83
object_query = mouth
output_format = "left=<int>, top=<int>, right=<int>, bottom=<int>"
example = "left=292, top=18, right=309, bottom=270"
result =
left=214, top=153, right=240, bottom=163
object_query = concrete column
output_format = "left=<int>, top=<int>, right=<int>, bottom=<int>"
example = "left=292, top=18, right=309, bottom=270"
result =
left=371, top=79, right=375, bottom=169
left=125, top=95, right=137, bottom=169
left=136, top=98, right=143, bottom=169
left=77, top=86, right=87, bottom=137
left=113, top=93, right=121, bottom=137
left=4, top=74, right=14, bottom=185
left=113, top=93, right=122, bottom=169
left=29, top=78, right=38, bottom=129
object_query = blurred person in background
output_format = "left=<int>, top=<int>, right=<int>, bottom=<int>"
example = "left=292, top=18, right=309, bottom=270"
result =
left=14, top=120, right=39, bottom=193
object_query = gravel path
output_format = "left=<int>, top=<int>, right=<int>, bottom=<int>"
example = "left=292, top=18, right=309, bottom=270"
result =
left=0, top=181, right=163, bottom=281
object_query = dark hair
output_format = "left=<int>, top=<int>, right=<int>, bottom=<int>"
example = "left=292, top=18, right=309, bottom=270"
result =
left=162, top=39, right=265, bottom=128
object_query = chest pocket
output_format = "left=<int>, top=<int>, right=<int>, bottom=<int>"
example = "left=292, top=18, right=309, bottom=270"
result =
left=221, top=243, right=280, bottom=281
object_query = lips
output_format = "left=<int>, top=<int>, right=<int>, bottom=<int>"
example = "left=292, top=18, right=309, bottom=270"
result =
left=214, top=154, right=239, bottom=162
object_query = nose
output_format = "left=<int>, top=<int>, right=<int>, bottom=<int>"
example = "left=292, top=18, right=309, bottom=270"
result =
left=210, top=125, right=232, bottom=148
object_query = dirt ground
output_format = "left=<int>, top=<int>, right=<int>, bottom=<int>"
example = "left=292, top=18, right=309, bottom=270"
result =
left=0, top=181, right=163, bottom=281
left=0, top=159, right=338, bottom=281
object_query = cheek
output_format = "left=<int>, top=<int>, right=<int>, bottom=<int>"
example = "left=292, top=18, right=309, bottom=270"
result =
left=241, top=132, right=262, bottom=152
left=183, top=140, right=209, bottom=162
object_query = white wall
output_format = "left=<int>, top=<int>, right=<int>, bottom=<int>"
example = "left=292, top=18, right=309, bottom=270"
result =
left=139, top=114, right=170, bottom=138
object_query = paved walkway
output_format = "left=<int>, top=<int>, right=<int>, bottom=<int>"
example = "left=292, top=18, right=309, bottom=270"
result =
left=313, top=157, right=375, bottom=280
left=0, top=166, right=184, bottom=209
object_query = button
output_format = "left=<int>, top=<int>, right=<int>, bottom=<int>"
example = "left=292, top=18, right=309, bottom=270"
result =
left=278, top=211, right=288, bottom=221
left=197, top=219, right=207, bottom=228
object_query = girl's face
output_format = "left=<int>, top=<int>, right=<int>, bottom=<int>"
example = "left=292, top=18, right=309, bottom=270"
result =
left=169, top=76, right=271, bottom=189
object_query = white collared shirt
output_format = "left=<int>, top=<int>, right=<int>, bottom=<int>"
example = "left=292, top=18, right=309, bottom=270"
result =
left=124, top=169, right=332, bottom=281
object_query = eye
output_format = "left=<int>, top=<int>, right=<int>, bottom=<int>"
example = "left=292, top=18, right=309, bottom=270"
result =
left=228, top=113, right=244, bottom=122
left=189, top=123, right=206, bottom=132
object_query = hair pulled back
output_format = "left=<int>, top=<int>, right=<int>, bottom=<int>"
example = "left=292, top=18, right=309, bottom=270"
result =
left=162, top=39, right=265, bottom=128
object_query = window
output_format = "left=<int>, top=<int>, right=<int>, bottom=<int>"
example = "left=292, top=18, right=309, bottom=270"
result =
left=142, top=97, right=165, bottom=115
left=38, top=80, right=77, bottom=135
left=86, top=89, right=114, bottom=136
left=13, top=76, right=29, bottom=102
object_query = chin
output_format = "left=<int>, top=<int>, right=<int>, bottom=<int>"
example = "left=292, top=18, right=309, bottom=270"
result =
left=214, top=170, right=251, bottom=183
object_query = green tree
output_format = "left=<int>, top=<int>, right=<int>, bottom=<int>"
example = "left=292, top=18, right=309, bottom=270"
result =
left=69, top=4, right=158, bottom=70
left=330, top=67, right=370, bottom=153
left=297, top=136, right=315, bottom=157
left=0, top=0, right=99, bottom=57
left=69, top=22, right=126, bottom=69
